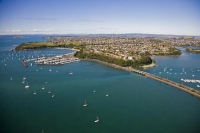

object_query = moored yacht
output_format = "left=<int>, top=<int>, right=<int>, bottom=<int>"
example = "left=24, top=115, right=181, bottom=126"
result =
left=42, top=85, right=45, bottom=90
left=83, top=100, right=88, bottom=107
left=25, top=82, right=29, bottom=88
left=94, top=116, right=99, bottom=123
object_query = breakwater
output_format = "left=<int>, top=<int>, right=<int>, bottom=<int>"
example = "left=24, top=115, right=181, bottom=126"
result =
left=131, top=68, right=200, bottom=98
left=86, top=59, right=200, bottom=98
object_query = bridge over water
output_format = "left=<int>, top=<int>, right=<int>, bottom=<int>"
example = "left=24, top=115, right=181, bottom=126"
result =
left=131, top=68, right=200, bottom=98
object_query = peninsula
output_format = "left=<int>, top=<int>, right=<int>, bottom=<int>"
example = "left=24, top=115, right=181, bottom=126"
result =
left=15, top=35, right=183, bottom=67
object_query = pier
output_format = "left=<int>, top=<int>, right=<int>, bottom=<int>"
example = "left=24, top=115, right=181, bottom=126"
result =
left=21, top=60, right=28, bottom=67
left=131, top=68, right=200, bottom=98
left=25, top=52, right=80, bottom=66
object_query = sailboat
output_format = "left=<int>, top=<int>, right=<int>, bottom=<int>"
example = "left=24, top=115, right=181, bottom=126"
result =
left=25, top=82, right=29, bottom=88
left=93, top=89, right=96, bottom=93
left=52, top=94, right=55, bottom=97
left=48, top=90, right=51, bottom=94
left=106, top=92, right=109, bottom=97
left=69, top=72, right=73, bottom=75
left=49, top=68, right=52, bottom=72
left=83, top=100, right=88, bottom=107
left=94, top=116, right=99, bottom=123
left=42, top=85, right=45, bottom=90
left=23, top=76, right=26, bottom=80
left=33, top=91, right=36, bottom=95
left=22, top=79, right=25, bottom=84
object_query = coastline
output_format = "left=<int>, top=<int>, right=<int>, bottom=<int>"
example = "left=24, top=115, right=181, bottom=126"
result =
left=140, top=62, right=156, bottom=68
left=83, top=59, right=133, bottom=72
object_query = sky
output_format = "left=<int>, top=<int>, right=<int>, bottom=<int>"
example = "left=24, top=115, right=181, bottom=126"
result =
left=0, top=0, right=200, bottom=35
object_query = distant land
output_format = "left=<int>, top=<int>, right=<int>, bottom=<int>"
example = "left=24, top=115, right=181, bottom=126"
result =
left=1, top=33, right=200, bottom=38
left=15, top=34, right=194, bottom=68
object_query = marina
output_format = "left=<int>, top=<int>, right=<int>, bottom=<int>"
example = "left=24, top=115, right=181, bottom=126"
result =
left=24, top=52, right=80, bottom=66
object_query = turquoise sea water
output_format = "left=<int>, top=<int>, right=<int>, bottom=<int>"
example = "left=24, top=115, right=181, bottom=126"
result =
left=0, top=36, right=200, bottom=133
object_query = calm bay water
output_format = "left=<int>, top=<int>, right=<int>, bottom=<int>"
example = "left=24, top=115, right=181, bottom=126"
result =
left=0, top=36, right=200, bottom=133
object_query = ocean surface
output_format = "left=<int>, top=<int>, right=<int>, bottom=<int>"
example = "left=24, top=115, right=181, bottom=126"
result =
left=0, top=35, right=200, bottom=133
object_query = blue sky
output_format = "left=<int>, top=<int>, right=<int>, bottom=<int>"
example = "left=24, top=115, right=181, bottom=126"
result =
left=0, top=0, right=199, bottom=35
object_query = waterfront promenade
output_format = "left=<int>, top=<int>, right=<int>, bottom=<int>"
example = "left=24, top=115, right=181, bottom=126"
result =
left=132, top=68, right=200, bottom=98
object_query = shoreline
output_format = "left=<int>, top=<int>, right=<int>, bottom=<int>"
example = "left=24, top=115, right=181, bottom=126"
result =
left=140, top=62, right=156, bottom=68
left=83, top=59, right=133, bottom=72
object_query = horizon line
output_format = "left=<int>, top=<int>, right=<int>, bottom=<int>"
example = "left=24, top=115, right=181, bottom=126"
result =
left=0, top=33, right=200, bottom=37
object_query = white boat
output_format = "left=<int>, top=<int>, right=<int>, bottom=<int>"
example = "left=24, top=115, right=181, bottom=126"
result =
left=94, top=116, right=99, bottom=123
left=48, top=90, right=51, bottom=94
left=69, top=72, right=73, bottom=75
left=25, top=82, right=29, bottom=88
left=49, top=68, right=52, bottom=72
left=106, top=92, right=109, bottom=97
left=93, top=89, right=96, bottom=93
left=83, top=100, right=88, bottom=107
left=42, top=85, right=45, bottom=90
left=197, top=85, right=200, bottom=87
left=33, top=91, right=36, bottom=95
left=23, top=76, right=26, bottom=80
left=31, top=63, right=32, bottom=66
left=52, top=94, right=55, bottom=97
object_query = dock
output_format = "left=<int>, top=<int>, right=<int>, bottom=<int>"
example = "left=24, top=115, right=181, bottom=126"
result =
left=131, top=68, right=200, bottom=98
left=21, top=60, right=28, bottom=67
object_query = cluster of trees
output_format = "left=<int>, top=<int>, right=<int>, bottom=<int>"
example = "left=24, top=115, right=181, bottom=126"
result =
left=15, top=42, right=54, bottom=50
left=75, top=49, right=152, bottom=67
left=15, top=42, right=85, bottom=50
left=153, top=47, right=181, bottom=55
left=186, top=48, right=200, bottom=53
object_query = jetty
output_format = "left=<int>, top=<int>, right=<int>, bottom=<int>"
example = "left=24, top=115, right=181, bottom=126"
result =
left=131, top=68, right=200, bottom=98
left=21, top=60, right=28, bottom=67
left=25, top=52, right=80, bottom=66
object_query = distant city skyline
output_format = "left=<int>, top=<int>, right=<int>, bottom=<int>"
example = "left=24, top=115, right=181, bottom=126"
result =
left=0, top=0, right=200, bottom=35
